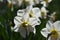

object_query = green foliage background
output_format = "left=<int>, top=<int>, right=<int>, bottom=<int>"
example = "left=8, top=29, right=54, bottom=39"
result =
left=0, top=0, right=60, bottom=40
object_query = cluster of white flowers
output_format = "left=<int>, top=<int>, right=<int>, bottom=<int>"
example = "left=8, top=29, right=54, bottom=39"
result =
left=7, top=0, right=52, bottom=11
left=7, top=0, right=60, bottom=40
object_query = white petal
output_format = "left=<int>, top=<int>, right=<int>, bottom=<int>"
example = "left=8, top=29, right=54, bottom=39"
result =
left=33, top=27, right=36, bottom=34
left=48, top=0, right=52, bottom=3
left=19, top=28, right=26, bottom=38
left=7, top=0, right=12, bottom=4
left=32, top=7, right=40, bottom=18
left=48, top=37, right=51, bottom=40
left=28, top=26, right=35, bottom=34
left=17, top=9, right=25, bottom=17
left=11, top=25, right=19, bottom=32
left=14, top=16, right=22, bottom=25
left=40, top=6, right=48, bottom=18
left=34, top=0, right=40, bottom=4
left=29, top=18, right=40, bottom=27
left=46, top=20, right=53, bottom=29
left=41, top=1, right=47, bottom=7
left=26, top=5, right=33, bottom=13
left=23, top=13, right=29, bottom=21
left=53, top=21, right=60, bottom=31
left=18, top=28, right=30, bottom=38
left=17, top=0, right=22, bottom=6
left=41, top=28, right=50, bottom=38
left=29, top=0, right=35, bottom=5
left=41, top=6, right=48, bottom=13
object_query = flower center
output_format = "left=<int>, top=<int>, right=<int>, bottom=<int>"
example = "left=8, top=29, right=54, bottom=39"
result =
left=8, top=2, right=12, bottom=8
left=33, top=0, right=36, bottom=3
left=44, top=0, right=48, bottom=3
left=29, top=11, right=33, bottom=18
left=20, top=20, right=30, bottom=30
left=41, top=11, right=45, bottom=18
left=22, top=0, right=26, bottom=3
left=50, top=29, right=58, bottom=38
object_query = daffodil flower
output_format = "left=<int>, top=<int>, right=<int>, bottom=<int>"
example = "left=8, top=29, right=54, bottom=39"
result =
left=40, top=6, right=48, bottom=19
left=26, top=6, right=48, bottom=19
left=7, top=0, right=23, bottom=6
left=32, top=0, right=40, bottom=5
left=26, top=6, right=40, bottom=18
left=11, top=11, right=40, bottom=38
left=23, top=0, right=40, bottom=6
left=17, top=9, right=25, bottom=17
left=40, top=0, right=52, bottom=7
left=7, top=0, right=25, bottom=11
left=41, top=21, right=60, bottom=40
left=50, top=12, right=56, bottom=21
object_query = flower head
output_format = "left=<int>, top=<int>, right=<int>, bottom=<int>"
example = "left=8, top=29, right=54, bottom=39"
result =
left=41, top=21, right=60, bottom=40
left=40, top=0, right=52, bottom=7
left=40, top=6, right=48, bottom=19
left=11, top=10, right=41, bottom=38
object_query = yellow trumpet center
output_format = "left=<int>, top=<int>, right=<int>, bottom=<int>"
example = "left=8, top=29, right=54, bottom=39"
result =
left=29, top=11, right=33, bottom=18
left=41, top=11, right=45, bottom=18
left=8, top=2, right=12, bottom=8
left=22, top=0, right=25, bottom=3
left=21, top=20, right=29, bottom=27
left=50, top=29, right=58, bottom=38
left=44, top=0, right=48, bottom=3
left=33, top=0, right=36, bottom=3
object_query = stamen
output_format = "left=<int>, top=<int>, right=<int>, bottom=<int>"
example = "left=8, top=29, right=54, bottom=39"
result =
left=41, top=11, right=45, bottom=18
left=47, top=30, right=58, bottom=40
left=8, top=2, right=12, bottom=8
left=29, top=11, right=33, bottom=17
left=20, top=20, right=29, bottom=29
left=51, top=30, right=58, bottom=38
left=44, top=0, right=48, bottom=3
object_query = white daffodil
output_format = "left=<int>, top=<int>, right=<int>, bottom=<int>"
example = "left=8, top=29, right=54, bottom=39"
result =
left=41, top=21, right=60, bottom=40
left=32, top=0, right=40, bottom=5
left=11, top=11, right=40, bottom=38
left=26, top=6, right=48, bottom=19
left=7, top=0, right=23, bottom=6
left=24, top=0, right=40, bottom=6
left=26, top=6, right=40, bottom=18
left=17, top=9, right=25, bottom=17
left=7, top=0, right=22, bottom=11
left=40, top=0, right=52, bottom=7
left=50, top=12, right=56, bottom=21
left=40, top=6, right=48, bottom=19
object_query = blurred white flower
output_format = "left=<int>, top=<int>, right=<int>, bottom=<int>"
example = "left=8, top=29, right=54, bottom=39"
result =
left=26, top=6, right=48, bottom=19
left=11, top=11, right=40, bottom=38
left=32, top=0, right=40, bottom=5
left=48, top=12, right=56, bottom=22
left=7, top=0, right=23, bottom=6
left=40, top=6, right=48, bottom=19
left=26, top=6, right=40, bottom=18
left=40, top=0, right=52, bottom=7
left=41, top=21, right=60, bottom=40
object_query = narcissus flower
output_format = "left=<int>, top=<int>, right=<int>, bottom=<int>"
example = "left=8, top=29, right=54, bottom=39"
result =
left=26, top=6, right=48, bottom=19
left=40, top=0, right=52, bottom=7
left=41, top=21, right=60, bottom=40
left=26, top=6, right=40, bottom=18
left=40, top=6, right=48, bottom=19
left=11, top=11, right=41, bottom=38
left=50, top=12, right=56, bottom=21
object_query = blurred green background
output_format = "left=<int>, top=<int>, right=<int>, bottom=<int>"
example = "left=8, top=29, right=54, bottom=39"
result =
left=0, top=0, right=60, bottom=40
